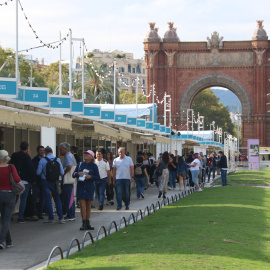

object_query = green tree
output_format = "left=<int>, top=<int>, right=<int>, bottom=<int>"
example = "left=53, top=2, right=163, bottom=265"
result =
left=39, top=61, right=69, bottom=94
left=0, top=45, right=46, bottom=87
left=191, top=88, right=236, bottom=136
left=120, top=91, right=147, bottom=104
left=84, top=62, right=119, bottom=104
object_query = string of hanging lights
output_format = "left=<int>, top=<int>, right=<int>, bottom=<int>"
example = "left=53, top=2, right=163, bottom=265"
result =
left=17, top=0, right=69, bottom=52
left=0, top=0, right=13, bottom=6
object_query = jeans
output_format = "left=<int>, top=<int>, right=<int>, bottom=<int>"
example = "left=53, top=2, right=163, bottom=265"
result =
left=41, top=180, right=63, bottom=220
left=135, top=177, right=145, bottom=198
left=116, top=179, right=130, bottom=209
left=208, top=167, right=216, bottom=181
left=221, top=169, right=227, bottom=186
left=18, top=183, right=30, bottom=220
left=0, top=192, right=16, bottom=245
left=96, top=177, right=108, bottom=205
left=61, top=184, right=75, bottom=219
left=169, top=171, right=177, bottom=188
left=191, top=170, right=200, bottom=185
left=202, top=167, right=207, bottom=183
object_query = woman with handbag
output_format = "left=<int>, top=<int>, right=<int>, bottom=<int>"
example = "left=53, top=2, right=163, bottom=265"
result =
left=156, top=151, right=170, bottom=199
left=72, top=150, right=100, bottom=231
left=0, top=150, right=21, bottom=249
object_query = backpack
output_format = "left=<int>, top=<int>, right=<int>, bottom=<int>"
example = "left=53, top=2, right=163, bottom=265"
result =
left=134, top=164, right=143, bottom=176
left=45, top=157, right=60, bottom=182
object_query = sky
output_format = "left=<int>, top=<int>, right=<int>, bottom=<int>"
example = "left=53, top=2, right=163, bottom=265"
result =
left=0, top=0, right=270, bottom=65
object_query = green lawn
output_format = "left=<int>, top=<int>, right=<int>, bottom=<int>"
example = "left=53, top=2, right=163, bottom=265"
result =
left=214, top=170, right=270, bottom=185
left=48, top=185, right=270, bottom=270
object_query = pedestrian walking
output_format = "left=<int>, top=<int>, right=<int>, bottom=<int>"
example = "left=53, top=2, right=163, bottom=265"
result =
left=0, top=150, right=20, bottom=249
left=59, top=142, right=77, bottom=221
left=177, top=156, right=188, bottom=191
left=31, top=145, right=45, bottom=220
left=95, top=149, right=111, bottom=210
left=217, top=151, right=228, bottom=186
left=36, top=146, right=65, bottom=224
left=72, top=150, right=100, bottom=230
left=188, top=153, right=202, bottom=192
left=134, top=156, right=149, bottom=199
left=156, top=151, right=170, bottom=199
left=9, top=141, right=35, bottom=223
left=105, top=151, right=115, bottom=205
left=112, top=147, right=134, bottom=210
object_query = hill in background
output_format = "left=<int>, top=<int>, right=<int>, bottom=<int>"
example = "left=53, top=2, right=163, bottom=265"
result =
left=211, top=88, right=241, bottom=114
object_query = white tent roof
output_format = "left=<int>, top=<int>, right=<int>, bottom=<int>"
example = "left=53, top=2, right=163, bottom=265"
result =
left=179, top=130, right=214, bottom=140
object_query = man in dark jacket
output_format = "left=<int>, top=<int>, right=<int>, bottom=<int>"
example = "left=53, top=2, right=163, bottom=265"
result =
left=32, top=146, right=45, bottom=219
left=217, top=151, right=228, bottom=186
left=10, top=141, right=36, bottom=223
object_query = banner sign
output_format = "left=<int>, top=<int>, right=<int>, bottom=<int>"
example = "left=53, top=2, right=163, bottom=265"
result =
left=248, top=139, right=260, bottom=170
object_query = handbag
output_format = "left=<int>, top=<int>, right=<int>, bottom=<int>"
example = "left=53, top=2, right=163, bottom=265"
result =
left=8, top=165, right=25, bottom=195
left=63, top=166, right=77, bottom=184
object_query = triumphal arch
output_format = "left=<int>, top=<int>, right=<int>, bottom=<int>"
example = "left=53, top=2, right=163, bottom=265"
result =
left=144, top=21, right=270, bottom=148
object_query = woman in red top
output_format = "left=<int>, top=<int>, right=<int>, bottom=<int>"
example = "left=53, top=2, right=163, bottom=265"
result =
left=0, top=150, right=20, bottom=249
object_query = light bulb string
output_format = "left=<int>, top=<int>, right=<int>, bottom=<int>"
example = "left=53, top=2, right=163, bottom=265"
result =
left=0, top=0, right=13, bottom=6
left=17, top=0, right=69, bottom=51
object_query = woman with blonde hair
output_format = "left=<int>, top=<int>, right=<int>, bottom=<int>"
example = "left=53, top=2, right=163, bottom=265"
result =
left=0, top=150, right=21, bottom=249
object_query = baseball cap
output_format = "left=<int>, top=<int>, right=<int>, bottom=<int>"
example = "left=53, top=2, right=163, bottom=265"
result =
left=83, top=150, right=95, bottom=157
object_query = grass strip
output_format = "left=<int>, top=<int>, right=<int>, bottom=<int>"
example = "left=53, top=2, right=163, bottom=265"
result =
left=48, top=186, right=270, bottom=270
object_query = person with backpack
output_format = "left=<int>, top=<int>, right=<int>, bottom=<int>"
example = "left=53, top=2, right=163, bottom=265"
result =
left=9, top=141, right=35, bottom=223
left=134, top=156, right=149, bottom=199
left=36, top=146, right=65, bottom=224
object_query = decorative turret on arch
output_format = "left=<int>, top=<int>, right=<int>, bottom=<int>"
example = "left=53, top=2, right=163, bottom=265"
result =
left=179, top=73, right=252, bottom=121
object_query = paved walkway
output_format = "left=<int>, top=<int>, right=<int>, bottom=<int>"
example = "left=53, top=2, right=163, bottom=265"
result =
left=0, top=184, right=194, bottom=270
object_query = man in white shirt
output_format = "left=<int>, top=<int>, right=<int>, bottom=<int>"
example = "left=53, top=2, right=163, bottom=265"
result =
left=112, top=147, right=134, bottom=210
left=95, top=149, right=111, bottom=210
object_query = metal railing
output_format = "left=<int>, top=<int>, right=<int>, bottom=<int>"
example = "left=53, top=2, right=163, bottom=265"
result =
left=45, top=185, right=199, bottom=268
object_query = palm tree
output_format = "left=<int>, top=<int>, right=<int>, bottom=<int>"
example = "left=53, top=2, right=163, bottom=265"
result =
left=84, top=62, right=120, bottom=104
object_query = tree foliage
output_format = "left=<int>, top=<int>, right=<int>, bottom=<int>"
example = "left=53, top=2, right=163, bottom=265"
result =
left=120, top=91, right=147, bottom=104
left=84, top=62, right=120, bottom=104
left=39, top=61, right=69, bottom=94
left=191, top=88, right=236, bottom=136
left=0, top=45, right=46, bottom=87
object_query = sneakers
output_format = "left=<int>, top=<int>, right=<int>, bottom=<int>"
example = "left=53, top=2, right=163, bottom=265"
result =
left=116, top=207, right=122, bottom=210
left=18, top=219, right=26, bottom=224
left=168, top=187, right=172, bottom=190
left=197, top=188, right=203, bottom=192
left=64, top=216, right=76, bottom=221
left=43, top=219, right=55, bottom=224
left=140, top=193, right=144, bottom=199
left=0, top=243, right=4, bottom=249
left=125, top=206, right=129, bottom=210
left=98, top=204, right=103, bottom=211
left=109, top=200, right=114, bottom=205
left=59, top=219, right=66, bottom=224
left=6, top=242, right=13, bottom=248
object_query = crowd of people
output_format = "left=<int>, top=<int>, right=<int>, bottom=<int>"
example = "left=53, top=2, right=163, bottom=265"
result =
left=0, top=142, right=227, bottom=249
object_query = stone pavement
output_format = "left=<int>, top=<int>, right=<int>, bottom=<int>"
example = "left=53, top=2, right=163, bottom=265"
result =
left=0, top=184, right=196, bottom=270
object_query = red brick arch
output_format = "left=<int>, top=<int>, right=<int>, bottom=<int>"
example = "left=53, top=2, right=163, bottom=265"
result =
left=144, top=23, right=270, bottom=148
left=178, top=73, right=252, bottom=121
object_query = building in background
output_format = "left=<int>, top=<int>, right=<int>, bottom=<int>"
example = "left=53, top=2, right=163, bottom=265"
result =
left=83, top=49, right=147, bottom=94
